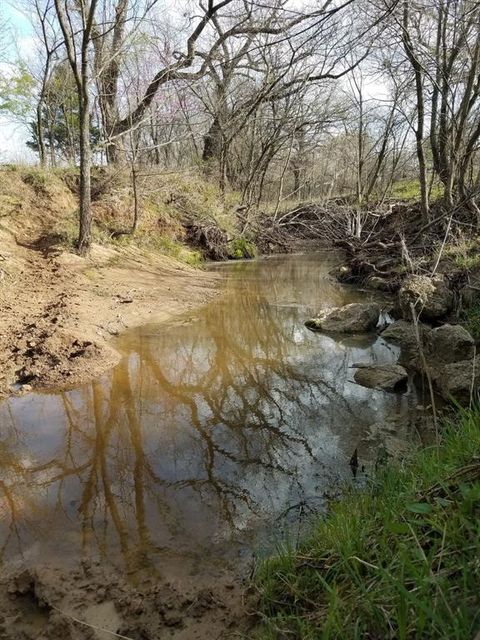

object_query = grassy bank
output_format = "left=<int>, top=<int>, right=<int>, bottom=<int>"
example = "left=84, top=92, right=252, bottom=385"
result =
left=255, top=409, right=480, bottom=639
left=0, top=164, right=258, bottom=263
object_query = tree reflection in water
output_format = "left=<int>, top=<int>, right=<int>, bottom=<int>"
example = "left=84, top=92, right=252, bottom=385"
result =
left=0, top=254, right=421, bottom=575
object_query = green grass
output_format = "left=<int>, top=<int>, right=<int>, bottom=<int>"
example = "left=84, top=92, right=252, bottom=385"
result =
left=149, top=234, right=203, bottom=266
left=391, top=178, right=444, bottom=202
left=444, top=237, right=480, bottom=272
left=21, top=166, right=52, bottom=194
left=254, top=408, right=480, bottom=639
left=461, top=300, right=480, bottom=342
left=230, top=236, right=257, bottom=259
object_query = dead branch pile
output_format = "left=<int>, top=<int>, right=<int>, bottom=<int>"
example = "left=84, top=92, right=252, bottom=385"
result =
left=183, top=220, right=229, bottom=260
left=258, top=199, right=478, bottom=289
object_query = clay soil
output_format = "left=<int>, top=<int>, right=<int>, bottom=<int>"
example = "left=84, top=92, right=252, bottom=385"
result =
left=0, top=227, right=220, bottom=398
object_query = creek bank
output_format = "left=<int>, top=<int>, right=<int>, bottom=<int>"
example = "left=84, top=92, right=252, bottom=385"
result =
left=380, top=320, right=478, bottom=404
left=305, top=303, right=480, bottom=405
left=255, top=407, right=480, bottom=639
left=326, top=245, right=480, bottom=404
left=0, top=236, right=220, bottom=398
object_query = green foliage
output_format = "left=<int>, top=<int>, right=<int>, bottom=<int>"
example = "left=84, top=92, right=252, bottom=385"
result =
left=455, top=255, right=480, bottom=270
left=118, top=232, right=204, bottom=267
left=444, top=236, right=480, bottom=274
left=153, top=235, right=203, bottom=266
left=448, top=238, right=480, bottom=271
left=0, top=63, right=36, bottom=120
left=26, top=61, right=100, bottom=162
left=230, top=236, right=257, bottom=259
left=255, top=408, right=480, bottom=639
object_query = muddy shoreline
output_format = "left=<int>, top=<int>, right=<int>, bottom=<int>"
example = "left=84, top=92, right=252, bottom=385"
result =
left=0, top=561, right=252, bottom=640
left=0, top=235, right=221, bottom=399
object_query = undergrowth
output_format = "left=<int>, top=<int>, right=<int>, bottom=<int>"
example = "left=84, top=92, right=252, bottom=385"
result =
left=462, top=301, right=480, bottom=342
left=450, top=245, right=480, bottom=273
left=255, top=408, right=480, bottom=639
left=231, top=236, right=257, bottom=259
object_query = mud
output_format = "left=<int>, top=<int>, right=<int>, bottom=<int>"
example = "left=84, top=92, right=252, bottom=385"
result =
left=0, top=562, right=251, bottom=640
left=0, top=229, right=219, bottom=398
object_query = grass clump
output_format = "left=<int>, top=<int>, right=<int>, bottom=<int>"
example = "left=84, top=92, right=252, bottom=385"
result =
left=461, top=300, right=480, bottom=342
left=21, top=167, right=51, bottom=194
left=445, top=237, right=480, bottom=272
left=230, top=236, right=257, bottom=259
left=255, top=408, right=480, bottom=639
left=149, top=234, right=203, bottom=267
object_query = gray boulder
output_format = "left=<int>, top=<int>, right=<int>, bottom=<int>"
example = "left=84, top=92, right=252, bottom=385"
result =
left=436, top=359, right=480, bottom=404
left=431, top=324, right=475, bottom=363
left=381, top=320, right=431, bottom=351
left=305, top=302, right=380, bottom=334
left=353, top=363, right=408, bottom=393
left=399, top=274, right=453, bottom=320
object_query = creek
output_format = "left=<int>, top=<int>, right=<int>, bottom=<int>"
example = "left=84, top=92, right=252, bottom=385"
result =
left=0, top=253, right=426, bottom=581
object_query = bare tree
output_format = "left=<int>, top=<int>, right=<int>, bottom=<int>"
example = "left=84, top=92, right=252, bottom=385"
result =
left=53, top=0, right=98, bottom=253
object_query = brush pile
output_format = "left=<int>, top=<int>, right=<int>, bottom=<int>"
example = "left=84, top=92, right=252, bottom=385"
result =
left=267, top=199, right=478, bottom=293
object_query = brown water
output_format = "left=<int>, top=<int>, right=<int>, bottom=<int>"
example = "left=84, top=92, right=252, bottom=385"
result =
left=0, top=253, right=422, bottom=579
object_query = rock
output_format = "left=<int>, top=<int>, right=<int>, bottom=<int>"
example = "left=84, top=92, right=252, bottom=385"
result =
left=431, top=324, right=475, bottom=363
left=353, top=363, right=408, bottom=392
left=163, top=611, right=183, bottom=627
left=329, top=265, right=353, bottom=282
left=381, top=320, right=431, bottom=351
left=436, top=359, right=480, bottom=404
left=305, top=302, right=380, bottom=334
left=398, top=274, right=453, bottom=320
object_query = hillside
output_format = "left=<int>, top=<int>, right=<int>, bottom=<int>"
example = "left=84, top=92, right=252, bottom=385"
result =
left=0, top=166, right=227, bottom=396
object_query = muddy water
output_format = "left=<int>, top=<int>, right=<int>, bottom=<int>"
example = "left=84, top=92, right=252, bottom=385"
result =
left=0, top=253, right=423, bottom=580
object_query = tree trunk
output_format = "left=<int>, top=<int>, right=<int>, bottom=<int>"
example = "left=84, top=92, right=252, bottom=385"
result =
left=36, top=104, right=46, bottom=167
left=203, top=116, right=223, bottom=164
left=78, top=100, right=92, bottom=254
left=402, top=1, right=429, bottom=220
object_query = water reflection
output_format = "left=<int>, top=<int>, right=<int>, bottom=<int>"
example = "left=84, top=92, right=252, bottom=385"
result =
left=0, top=254, right=421, bottom=575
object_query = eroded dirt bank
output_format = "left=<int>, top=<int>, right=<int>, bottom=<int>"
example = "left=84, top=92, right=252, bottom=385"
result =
left=0, top=228, right=220, bottom=398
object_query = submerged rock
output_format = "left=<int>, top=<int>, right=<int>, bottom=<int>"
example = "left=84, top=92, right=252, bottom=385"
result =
left=398, top=274, right=453, bottom=320
left=436, top=359, right=480, bottom=404
left=305, top=302, right=380, bottom=334
left=431, top=324, right=475, bottom=363
left=353, top=363, right=408, bottom=393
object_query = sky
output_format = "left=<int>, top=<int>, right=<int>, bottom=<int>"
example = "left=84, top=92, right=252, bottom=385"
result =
left=0, top=2, right=36, bottom=162
left=0, top=0, right=389, bottom=164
